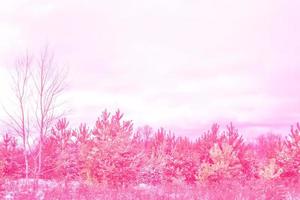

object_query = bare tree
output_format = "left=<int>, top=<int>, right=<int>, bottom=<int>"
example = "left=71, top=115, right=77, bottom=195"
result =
left=32, top=47, right=67, bottom=179
left=2, top=53, right=32, bottom=183
left=3, top=47, right=67, bottom=183
left=2, top=47, right=68, bottom=183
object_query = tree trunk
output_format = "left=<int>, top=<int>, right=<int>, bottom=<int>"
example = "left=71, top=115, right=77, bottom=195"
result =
left=38, top=140, right=42, bottom=179
left=23, top=138, right=29, bottom=184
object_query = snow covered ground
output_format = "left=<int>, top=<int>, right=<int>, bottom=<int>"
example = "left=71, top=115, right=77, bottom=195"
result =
left=1, top=179, right=300, bottom=200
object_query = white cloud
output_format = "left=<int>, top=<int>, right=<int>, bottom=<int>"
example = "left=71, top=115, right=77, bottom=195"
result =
left=0, top=0, right=300, bottom=139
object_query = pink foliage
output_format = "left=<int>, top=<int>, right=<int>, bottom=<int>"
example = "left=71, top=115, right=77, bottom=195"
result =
left=1, top=111, right=300, bottom=199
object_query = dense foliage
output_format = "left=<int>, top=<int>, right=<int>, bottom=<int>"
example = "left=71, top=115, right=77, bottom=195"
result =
left=1, top=110, right=300, bottom=199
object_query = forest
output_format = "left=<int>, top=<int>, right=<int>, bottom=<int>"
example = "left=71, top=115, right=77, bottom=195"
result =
left=0, top=51, right=300, bottom=199
left=1, top=111, right=300, bottom=199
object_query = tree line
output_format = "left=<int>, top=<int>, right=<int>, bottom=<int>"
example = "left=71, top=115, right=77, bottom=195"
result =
left=1, top=49, right=300, bottom=197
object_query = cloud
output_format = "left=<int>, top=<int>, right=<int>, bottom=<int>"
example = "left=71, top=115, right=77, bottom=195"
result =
left=1, top=0, right=300, bottom=138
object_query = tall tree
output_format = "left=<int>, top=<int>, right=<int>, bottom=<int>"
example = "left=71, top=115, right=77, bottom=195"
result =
left=3, top=53, right=32, bottom=183
left=32, top=47, right=67, bottom=179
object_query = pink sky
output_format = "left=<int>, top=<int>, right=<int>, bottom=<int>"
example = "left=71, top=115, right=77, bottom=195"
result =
left=1, top=0, right=300, bottom=140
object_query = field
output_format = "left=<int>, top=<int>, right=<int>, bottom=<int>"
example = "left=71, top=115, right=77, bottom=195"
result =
left=1, top=179, right=300, bottom=200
